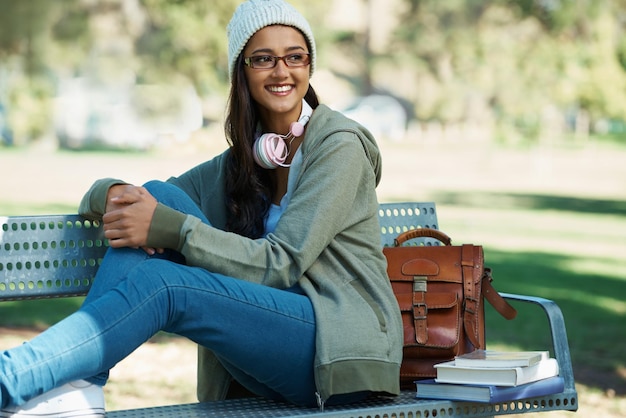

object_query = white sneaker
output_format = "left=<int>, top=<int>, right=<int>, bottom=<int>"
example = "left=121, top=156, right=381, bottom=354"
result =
left=0, top=380, right=105, bottom=417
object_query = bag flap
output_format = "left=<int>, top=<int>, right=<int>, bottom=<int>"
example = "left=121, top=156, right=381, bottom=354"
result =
left=395, top=292, right=458, bottom=311
left=384, top=246, right=465, bottom=284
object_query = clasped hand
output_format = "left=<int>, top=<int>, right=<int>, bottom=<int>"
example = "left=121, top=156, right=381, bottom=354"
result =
left=103, top=184, right=162, bottom=255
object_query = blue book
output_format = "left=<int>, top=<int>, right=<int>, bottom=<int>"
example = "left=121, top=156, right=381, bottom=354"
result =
left=415, top=376, right=565, bottom=403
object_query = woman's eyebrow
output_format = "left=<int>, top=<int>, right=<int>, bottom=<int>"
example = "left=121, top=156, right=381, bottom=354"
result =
left=249, top=45, right=306, bottom=55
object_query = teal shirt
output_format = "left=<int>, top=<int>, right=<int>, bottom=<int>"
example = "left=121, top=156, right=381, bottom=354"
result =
left=263, top=148, right=301, bottom=236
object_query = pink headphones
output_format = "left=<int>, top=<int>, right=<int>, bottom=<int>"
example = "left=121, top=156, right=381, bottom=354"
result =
left=253, top=99, right=313, bottom=169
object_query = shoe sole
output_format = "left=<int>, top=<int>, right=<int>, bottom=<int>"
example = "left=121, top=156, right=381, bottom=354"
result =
left=0, top=408, right=105, bottom=417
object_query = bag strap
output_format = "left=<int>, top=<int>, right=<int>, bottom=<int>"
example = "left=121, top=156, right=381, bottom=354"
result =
left=393, top=228, right=452, bottom=246
left=462, top=244, right=482, bottom=348
left=412, top=277, right=428, bottom=344
left=482, top=268, right=517, bottom=320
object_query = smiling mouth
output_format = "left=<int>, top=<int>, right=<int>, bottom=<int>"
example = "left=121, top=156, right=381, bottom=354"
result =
left=267, top=85, right=293, bottom=93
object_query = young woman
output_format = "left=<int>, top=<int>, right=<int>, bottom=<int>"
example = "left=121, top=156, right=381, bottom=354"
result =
left=0, top=1, right=402, bottom=416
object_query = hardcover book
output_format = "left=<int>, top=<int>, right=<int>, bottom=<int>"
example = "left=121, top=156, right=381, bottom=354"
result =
left=454, top=350, right=549, bottom=368
left=434, top=357, right=559, bottom=386
left=415, top=376, right=565, bottom=403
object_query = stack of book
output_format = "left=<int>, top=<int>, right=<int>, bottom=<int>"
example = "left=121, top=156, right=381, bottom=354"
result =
left=415, top=350, right=564, bottom=403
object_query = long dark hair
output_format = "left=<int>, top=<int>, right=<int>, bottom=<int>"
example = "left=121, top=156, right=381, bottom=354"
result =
left=224, top=54, right=319, bottom=238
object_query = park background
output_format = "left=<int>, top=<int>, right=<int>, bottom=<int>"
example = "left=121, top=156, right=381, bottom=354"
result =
left=0, top=0, right=625, bottom=416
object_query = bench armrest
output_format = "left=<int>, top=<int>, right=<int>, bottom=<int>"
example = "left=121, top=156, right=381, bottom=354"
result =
left=499, top=292, right=576, bottom=392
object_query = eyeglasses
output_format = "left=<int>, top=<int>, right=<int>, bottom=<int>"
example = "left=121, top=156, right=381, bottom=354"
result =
left=244, top=53, right=311, bottom=70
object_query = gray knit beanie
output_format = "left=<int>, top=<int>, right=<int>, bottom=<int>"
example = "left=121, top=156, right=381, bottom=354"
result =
left=227, top=0, right=316, bottom=79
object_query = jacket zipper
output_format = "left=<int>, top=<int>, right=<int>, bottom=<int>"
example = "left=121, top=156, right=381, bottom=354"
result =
left=315, top=392, right=325, bottom=411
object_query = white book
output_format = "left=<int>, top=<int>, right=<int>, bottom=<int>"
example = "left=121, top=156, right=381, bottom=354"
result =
left=454, top=350, right=550, bottom=368
left=435, top=358, right=559, bottom=387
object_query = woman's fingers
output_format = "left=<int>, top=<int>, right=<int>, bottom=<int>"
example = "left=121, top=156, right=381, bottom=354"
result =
left=102, top=189, right=157, bottom=248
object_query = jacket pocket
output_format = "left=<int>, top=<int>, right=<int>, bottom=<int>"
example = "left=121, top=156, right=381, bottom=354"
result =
left=350, top=280, right=387, bottom=332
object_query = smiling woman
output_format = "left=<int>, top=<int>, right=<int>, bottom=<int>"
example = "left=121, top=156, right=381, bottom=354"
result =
left=0, top=1, right=403, bottom=416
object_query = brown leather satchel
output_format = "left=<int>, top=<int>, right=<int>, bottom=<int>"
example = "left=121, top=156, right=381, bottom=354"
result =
left=383, top=228, right=517, bottom=389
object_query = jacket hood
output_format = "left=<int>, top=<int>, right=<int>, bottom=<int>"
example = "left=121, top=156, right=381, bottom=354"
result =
left=302, top=104, right=382, bottom=186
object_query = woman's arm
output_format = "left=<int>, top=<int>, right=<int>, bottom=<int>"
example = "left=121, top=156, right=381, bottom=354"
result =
left=79, top=178, right=161, bottom=253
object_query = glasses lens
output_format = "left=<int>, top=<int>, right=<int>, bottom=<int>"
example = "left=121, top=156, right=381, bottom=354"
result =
left=248, top=55, right=275, bottom=69
left=285, top=53, right=310, bottom=67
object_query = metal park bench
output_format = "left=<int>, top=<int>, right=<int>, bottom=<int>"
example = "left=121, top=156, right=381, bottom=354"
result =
left=0, top=202, right=578, bottom=417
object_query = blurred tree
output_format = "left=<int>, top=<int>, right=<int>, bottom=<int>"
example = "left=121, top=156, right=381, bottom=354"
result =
left=389, top=0, right=626, bottom=142
left=0, top=0, right=625, bottom=146
left=135, top=0, right=239, bottom=96
left=511, top=0, right=626, bottom=134
left=0, top=0, right=58, bottom=74
left=0, top=0, right=68, bottom=144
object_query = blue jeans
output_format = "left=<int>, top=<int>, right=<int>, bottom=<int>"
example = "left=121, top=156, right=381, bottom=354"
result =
left=0, top=181, right=319, bottom=408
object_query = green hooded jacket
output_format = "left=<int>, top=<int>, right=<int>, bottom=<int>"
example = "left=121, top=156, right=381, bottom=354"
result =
left=79, top=104, right=403, bottom=405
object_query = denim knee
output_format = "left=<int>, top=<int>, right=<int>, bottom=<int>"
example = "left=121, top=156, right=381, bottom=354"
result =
left=126, top=259, right=173, bottom=295
left=119, top=260, right=177, bottom=324
left=142, top=180, right=180, bottom=200
left=141, top=180, right=209, bottom=224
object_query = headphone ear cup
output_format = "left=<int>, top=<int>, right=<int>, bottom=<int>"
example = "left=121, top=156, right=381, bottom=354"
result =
left=253, top=133, right=289, bottom=169
left=290, top=121, right=305, bottom=137
left=253, top=99, right=312, bottom=169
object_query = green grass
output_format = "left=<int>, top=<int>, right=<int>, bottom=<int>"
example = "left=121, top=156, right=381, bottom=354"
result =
left=0, top=298, right=84, bottom=330
left=484, top=248, right=625, bottom=366
left=0, top=202, right=77, bottom=216
left=438, top=200, right=626, bottom=394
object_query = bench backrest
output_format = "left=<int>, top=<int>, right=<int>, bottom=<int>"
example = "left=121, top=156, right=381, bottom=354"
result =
left=0, top=202, right=438, bottom=301
left=0, top=216, right=106, bottom=300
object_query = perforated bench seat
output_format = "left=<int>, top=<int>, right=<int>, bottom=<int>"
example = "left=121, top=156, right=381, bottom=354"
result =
left=0, top=203, right=578, bottom=417
left=105, top=390, right=578, bottom=417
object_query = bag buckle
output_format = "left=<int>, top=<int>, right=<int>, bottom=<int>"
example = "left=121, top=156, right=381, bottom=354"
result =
left=413, top=276, right=427, bottom=292
left=412, top=301, right=427, bottom=319
left=464, top=296, right=479, bottom=315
